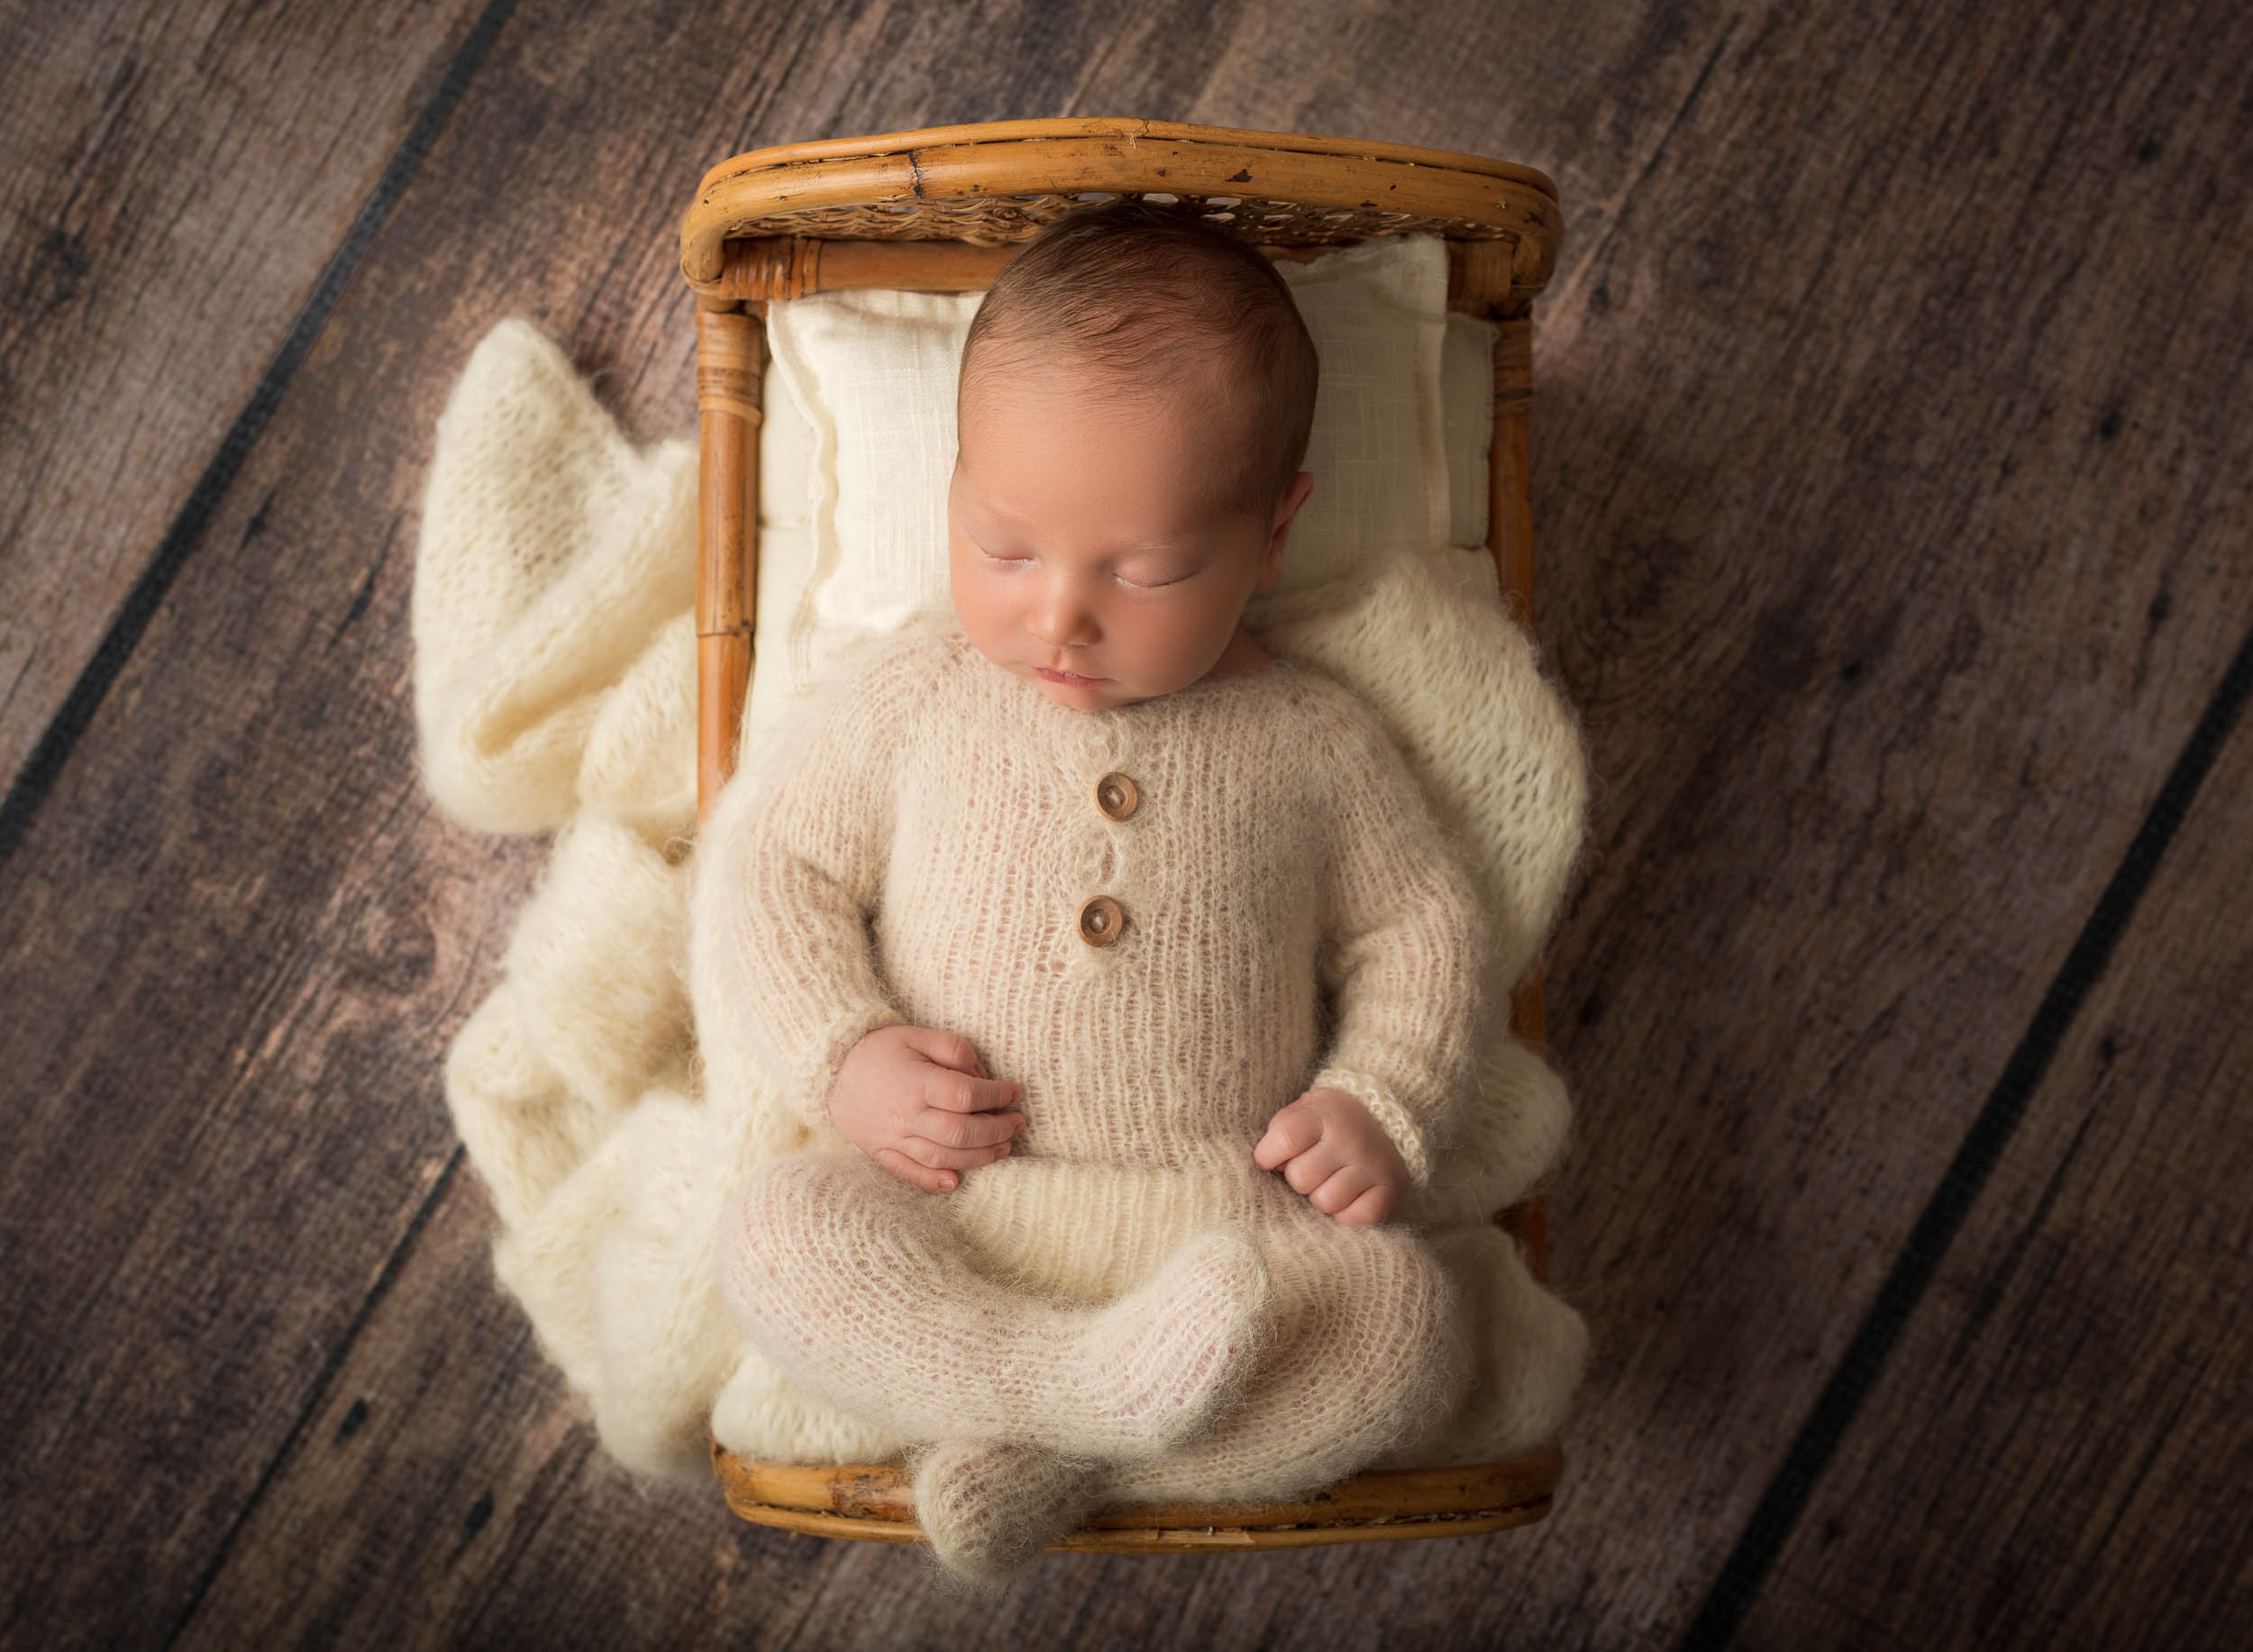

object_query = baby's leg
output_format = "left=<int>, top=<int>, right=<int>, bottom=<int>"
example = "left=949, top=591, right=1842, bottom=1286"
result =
left=717, top=1148, right=1277, bottom=1460
left=1104, top=1196, right=1472, bottom=1506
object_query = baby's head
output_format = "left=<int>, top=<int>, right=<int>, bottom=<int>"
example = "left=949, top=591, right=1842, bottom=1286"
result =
left=947, top=197, right=1319, bottom=709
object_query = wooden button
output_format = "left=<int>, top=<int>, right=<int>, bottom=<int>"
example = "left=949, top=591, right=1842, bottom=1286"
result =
left=1077, top=894, right=1127, bottom=947
left=1092, top=771, right=1139, bottom=821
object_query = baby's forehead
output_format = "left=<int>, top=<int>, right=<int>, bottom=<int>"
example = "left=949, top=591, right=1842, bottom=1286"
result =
left=980, top=326, right=1230, bottom=389
left=962, top=351, right=1260, bottom=457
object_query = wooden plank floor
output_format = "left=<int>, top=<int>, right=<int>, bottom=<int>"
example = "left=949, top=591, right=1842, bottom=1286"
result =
left=2, top=1, right=2246, bottom=1647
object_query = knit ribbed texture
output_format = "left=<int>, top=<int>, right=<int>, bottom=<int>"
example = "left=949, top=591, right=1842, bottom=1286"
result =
left=718, top=1143, right=1478, bottom=1554
left=701, top=608, right=1506, bottom=1523
left=700, top=607, right=1492, bottom=1188
left=719, top=1150, right=1276, bottom=1458
left=414, top=317, right=1594, bottom=1494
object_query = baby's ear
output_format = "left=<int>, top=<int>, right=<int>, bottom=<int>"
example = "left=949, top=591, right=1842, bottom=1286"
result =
left=1252, top=473, right=1311, bottom=592
left=1280, top=466, right=1316, bottom=532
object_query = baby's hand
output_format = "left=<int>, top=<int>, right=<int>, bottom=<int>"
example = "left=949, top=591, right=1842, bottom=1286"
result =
left=822, top=1025, right=1026, bottom=1193
left=1253, top=1088, right=1408, bottom=1227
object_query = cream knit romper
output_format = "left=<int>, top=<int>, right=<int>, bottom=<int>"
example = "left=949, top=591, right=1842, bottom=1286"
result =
left=703, top=607, right=1496, bottom=1503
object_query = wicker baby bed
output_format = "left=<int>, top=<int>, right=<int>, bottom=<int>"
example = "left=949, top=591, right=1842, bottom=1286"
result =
left=684, top=117, right=1567, bottom=1553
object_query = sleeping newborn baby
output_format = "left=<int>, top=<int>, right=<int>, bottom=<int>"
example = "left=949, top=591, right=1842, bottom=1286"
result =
left=704, top=197, right=1493, bottom=1584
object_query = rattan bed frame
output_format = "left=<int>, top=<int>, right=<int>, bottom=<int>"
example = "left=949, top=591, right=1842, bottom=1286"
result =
left=683, top=117, right=1567, bottom=1554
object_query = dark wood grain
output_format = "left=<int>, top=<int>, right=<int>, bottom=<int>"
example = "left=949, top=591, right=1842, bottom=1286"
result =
left=0, top=0, right=496, bottom=793
left=0, top=0, right=2248, bottom=1646
left=1730, top=692, right=2253, bottom=1649
left=1521, top=0, right=2253, bottom=1639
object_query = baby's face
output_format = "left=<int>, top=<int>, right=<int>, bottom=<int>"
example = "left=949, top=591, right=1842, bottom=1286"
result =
left=947, top=355, right=1313, bottom=710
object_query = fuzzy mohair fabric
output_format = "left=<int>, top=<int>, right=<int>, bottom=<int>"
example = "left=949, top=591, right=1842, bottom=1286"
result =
left=705, top=607, right=1499, bottom=1571
left=705, top=607, right=1492, bottom=1181
left=413, top=316, right=1594, bottom=1511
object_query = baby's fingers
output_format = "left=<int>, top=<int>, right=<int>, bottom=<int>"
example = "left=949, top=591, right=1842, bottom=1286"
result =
left=917, top=1104, right=1025, bottom=1151
left=896, top=1131, right=1017, bottom=1173
left=921, top=1064, right=1024, bottom=1118
left=1253, top=1103, right=1323, bottom=1170
left=871, top=1146, right=962, bottom=1193
left=900, top=1026, right=989, bottom=1078
left=1309, top=1164, right=1382, bottom=1221
left=1281, top=1138, right=1348, bottom=1195
left=1332, top=1182, right=1395, bottom=1227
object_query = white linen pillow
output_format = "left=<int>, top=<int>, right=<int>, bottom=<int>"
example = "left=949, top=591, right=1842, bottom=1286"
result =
left=744, top=234, right=1498, bottom=762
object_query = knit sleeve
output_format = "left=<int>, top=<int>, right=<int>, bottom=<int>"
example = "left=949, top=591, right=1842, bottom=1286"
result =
left=1306, top=695, right=1496, bottom=1190
left=691, top=630, right=925, bottom=1131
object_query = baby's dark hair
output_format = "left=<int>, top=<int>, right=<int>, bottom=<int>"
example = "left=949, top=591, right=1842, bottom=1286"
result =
left=957, top=196, right=1320, bottom=522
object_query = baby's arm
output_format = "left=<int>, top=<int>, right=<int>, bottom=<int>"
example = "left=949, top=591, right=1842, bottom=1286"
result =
left=692, top=634, right=1023, bottom=1186
left=1259, top=699, right=1493, bottom=1216
left=694, top=645, right=915, bottom=1131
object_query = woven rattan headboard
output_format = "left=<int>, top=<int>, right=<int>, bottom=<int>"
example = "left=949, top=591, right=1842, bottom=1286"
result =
left=680, top=116, right=1560, bottom=306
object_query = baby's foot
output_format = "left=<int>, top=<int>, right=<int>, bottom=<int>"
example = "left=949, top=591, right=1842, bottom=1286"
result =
left=911, top=1438, right=1107, bottom=1589
left=1065, top=1224, right=1274, bottom=1459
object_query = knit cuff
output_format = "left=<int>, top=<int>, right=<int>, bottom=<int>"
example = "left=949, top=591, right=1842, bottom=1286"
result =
left=791, top=1002, right=910, bottom=1132
left=1308, top=1063, right=1434, bottom=1189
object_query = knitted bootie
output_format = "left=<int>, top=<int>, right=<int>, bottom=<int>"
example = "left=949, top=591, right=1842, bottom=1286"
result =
left=909, top=1438, right=1108, bottom=1588
left=1063, top=1224, right=1277, bottom=1456
left=721, top=1155, right=1276, bottom=1461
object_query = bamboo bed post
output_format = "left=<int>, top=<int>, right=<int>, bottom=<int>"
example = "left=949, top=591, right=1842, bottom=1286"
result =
left=1454, top=245, right=1554, bottom=1284
left=696, top=300, right=762, bottom=826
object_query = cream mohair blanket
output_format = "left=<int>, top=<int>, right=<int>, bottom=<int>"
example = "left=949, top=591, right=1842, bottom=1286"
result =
left=415, top=316, right=1593, bottom=1487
